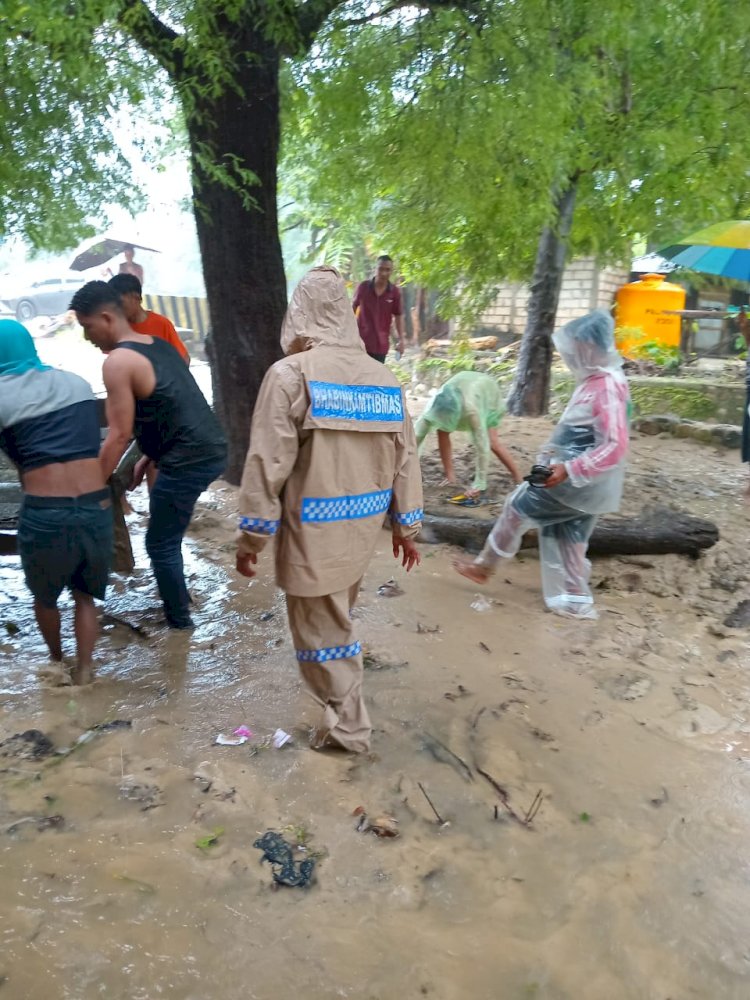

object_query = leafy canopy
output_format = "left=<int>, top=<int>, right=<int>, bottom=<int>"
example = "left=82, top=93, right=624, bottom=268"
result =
left=0, top=0, right=161, bottom=250
left=284, top=0, right=750, bottom=316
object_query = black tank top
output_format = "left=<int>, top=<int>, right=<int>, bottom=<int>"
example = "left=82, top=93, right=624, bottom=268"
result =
left=115, top=339, right=226, bottom=473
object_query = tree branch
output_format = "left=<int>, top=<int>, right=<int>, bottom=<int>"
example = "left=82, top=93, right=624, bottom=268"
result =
left=336, top=0, right=475, bottom=28
left=337, top=0, right=414, bottom=27
left=296, top=0, right=349, bottom=50
left=296, top=0, right=476, bottom=49
left=116, top=0, right=183, bottom=78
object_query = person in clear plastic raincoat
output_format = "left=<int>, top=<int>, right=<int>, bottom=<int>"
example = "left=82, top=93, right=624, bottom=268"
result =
left=235, top=267, right=423, bottom=752
left=453, top=310, right=630, bottom=619
left=415, top=371, right=521, bottom=496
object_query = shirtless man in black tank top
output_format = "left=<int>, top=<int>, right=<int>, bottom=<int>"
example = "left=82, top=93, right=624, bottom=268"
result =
left=71, top=282, right=226, bottom=630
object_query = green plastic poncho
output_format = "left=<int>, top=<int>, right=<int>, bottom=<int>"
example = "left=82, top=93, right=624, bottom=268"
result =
left=415, top=371, right=505, bottom=491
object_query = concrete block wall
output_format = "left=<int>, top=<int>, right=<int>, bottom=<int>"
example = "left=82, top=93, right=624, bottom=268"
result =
left=476, top=258, right=629, bottom=335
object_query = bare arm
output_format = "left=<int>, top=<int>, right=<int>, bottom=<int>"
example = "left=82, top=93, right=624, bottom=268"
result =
left=488, top=428, right=522, bottom=484
left=100, top=355, right=136, bottom=480
left=394, top=313, right=405, bottom=352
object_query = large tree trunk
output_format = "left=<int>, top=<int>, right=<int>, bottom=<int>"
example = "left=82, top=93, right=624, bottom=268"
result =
left=419, top=507, right=719, bottom=558
left=412, top=287, right=449, bottom=344
left=506, top=179, right=578, bottom=416
left=183, top=28, right=287, bottom=484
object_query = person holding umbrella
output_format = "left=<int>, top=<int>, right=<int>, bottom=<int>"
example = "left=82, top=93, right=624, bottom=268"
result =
left=70, top=237, right=157, bottom=287
left=119, top=245, right=144, bottom=285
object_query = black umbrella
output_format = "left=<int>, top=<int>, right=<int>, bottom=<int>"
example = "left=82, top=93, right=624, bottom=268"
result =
left=69, top=237, right=160, bottom=272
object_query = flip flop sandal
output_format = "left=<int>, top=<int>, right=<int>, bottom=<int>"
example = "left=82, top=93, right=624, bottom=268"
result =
left=448, top=494, right=482, bottom=507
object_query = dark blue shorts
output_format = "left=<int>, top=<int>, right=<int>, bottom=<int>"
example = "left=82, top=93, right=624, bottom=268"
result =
left=18, top=489, right=114, bottom=607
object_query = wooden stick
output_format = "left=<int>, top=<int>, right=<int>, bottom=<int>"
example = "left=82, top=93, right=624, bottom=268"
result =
left=476, top=766, right=528, bottom=828
left=417, top=781, right=445, bottom=825
left=524, top=790, right=544, bottom=825
left=102, top=613, right=149, bottom=638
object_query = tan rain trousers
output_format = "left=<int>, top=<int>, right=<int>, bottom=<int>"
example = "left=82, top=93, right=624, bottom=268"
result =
left=286, top=579, right=371, bottom=753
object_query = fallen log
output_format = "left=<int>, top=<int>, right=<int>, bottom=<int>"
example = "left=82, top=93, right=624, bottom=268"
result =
left=424, top=335, right=499, bottom=354
left=419, top=505, right=719, bottom=558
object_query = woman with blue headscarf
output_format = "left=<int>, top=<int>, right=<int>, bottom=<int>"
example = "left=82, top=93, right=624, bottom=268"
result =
left=0, top=319, right=112, bottom=684
left=0, top=319, right=50, bottom=376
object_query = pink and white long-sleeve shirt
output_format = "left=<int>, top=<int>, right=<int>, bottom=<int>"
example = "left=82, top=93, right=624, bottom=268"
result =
left=544, top=370, right=630, bottom=515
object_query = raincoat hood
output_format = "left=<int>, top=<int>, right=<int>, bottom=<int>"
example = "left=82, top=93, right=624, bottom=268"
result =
left=280, top=266, right=364, bottom=356
left=0, top=319, right=51, bottom=377
left=552, top=310, right=624, bottom=383
left=418, top=382, right=463, bottom=434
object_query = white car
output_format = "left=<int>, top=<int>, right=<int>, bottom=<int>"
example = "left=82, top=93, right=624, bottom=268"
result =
left=1, top=276, right=85, bottom=321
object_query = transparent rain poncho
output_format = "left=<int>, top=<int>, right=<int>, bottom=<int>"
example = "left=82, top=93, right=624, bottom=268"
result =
left=473, top=310, right=630, bottom=619
left=415, top=371, right=506, bottom=491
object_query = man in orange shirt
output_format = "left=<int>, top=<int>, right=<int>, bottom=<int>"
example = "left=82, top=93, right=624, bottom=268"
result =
left=108, top=274, right=189, bottom=363
left=107, top=274, right=190, bottom=493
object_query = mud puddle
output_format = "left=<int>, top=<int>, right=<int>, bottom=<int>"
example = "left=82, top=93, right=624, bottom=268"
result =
left=1, top=423, right=750, bottom=998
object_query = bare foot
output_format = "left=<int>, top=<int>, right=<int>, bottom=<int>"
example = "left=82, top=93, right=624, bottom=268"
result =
left=71, top=663, right=94, bottom=686
left=453, top=558, right=490, bottom=584
left=38, top=660, right=71, bottom=687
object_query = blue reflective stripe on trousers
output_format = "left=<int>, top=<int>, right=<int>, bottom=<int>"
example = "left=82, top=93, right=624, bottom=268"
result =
left=296, top=641, right=362, bottom=663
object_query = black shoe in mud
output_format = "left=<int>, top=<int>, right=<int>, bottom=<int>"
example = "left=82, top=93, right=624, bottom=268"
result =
left=166, top=614, right=195, bottom=630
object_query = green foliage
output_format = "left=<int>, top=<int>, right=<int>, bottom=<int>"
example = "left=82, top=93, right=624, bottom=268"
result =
left=284, top=0, right=750, bottom=319
left=0, top=1, right=162, bottom=249
left=619, top=327, right=682, bottom=370
left=416, top=331, right=477, bottom=378
left=415, top=329, right=517, bottom=385
left=633, top=342, right=681, bottom=371
left=628, top=382, right=715, bottom=420
left=0, top=0, right=342, bottom=253
left=385, top=359, right=411, bottom=385
left=195, top=827, right=224, bottom=851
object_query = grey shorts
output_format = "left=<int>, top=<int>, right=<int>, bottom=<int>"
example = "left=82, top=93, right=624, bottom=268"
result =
left=18, top=489, right=113, bottom=607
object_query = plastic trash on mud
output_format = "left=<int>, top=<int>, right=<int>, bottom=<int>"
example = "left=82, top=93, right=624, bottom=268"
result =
left=470, top=594, right=492, bottom=613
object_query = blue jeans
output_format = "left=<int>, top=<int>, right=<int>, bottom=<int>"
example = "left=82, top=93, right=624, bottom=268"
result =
left=146, top=461, right=224, bottom=627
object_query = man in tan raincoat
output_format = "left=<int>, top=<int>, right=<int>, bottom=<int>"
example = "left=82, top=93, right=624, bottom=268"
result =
left=236, top=266, right=423, bottom=753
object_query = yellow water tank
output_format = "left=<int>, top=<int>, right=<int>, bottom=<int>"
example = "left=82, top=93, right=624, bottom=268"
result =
left=615, top=273, right=686, bottom=357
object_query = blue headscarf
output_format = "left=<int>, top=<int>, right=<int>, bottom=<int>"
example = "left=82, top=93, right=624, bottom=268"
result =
left=0, top=319, right=51, bottom=377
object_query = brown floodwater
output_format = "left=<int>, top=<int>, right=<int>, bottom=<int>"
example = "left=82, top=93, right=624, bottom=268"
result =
left=2, top=427, right=750, bottom=999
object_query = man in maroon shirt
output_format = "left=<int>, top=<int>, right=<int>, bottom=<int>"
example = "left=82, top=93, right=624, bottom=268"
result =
left=352, top=255, right=405, bottom=362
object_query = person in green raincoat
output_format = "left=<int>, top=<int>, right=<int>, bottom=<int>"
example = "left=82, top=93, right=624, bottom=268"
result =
left=415, top=371, right=521, bottom=498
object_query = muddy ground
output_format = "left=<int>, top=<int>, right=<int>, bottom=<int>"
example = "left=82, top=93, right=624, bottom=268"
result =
left=1, top=416, right=750, bottom=1000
